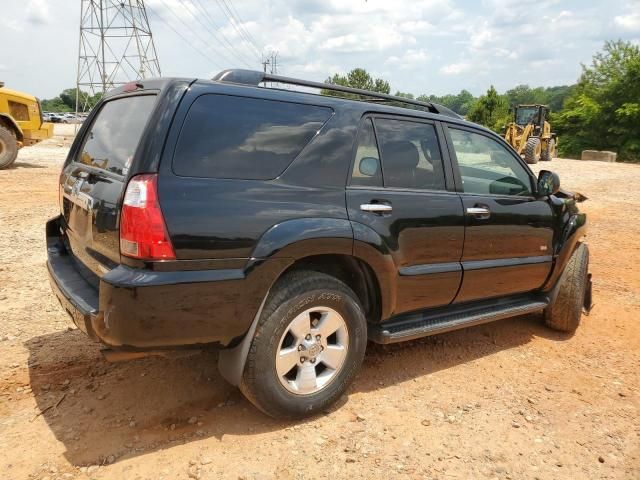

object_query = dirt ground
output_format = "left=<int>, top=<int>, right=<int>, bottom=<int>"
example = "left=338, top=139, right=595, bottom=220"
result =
left=1, top=126, right=639, bottom=480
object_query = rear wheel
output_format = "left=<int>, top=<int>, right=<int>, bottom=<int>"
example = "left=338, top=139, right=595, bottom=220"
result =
left=0, top=125, right=18, bottom=169
left=544, top=243, right=589, bottom=333
left=541, top=139, right=555, bottom=161
left=524, top=137, right=541, bottom=164
left=240, top=271, right=367, bottom=419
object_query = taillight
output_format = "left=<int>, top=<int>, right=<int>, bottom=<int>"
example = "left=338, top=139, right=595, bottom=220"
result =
left=120, top=174, right=175, bottom=260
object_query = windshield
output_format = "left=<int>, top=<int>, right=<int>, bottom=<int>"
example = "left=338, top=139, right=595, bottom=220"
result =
left=515, top=107, right=539, bottom=126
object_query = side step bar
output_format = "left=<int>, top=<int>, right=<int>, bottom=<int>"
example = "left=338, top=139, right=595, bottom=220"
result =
left=369, top=296, right=548, bottom=344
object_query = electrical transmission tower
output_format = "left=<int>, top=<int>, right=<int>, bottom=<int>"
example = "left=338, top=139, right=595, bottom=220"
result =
left=261, top=51, right=279, bottom=74
left=75, top=0, right=161, bottom=112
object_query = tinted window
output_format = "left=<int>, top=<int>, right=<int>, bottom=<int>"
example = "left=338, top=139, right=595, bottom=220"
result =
left=449, top=128, right=532, bottom=196
left=350, top=118, right=382, bottom=187
left=173, top=95, right=332, bottom=179
left=77, top=95, right=156, bottom=176
left=374, top=118, right=446, bottom=190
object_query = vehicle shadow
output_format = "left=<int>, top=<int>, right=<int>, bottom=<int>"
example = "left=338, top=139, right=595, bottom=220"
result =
left=8, top=161, right=47, bottom=169
left=25, top=312, right=568, bottom=467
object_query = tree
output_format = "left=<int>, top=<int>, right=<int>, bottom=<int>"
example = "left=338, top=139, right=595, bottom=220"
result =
left=555, top=41, right=640, bottom=161
left=505, top=85, right=545, bottom=107
left=394, top=91, right=414, bottom=99
left=418, top=90, right=475, bottom=116
left=467, top=85, right=510, bottom=132
left=543, top=85, right=575, bottom=112
left=40, top=97, right=72, bottom=112
left=322, top=68, right=390, bottom=99
left=41, top=88, right=102, bottom=112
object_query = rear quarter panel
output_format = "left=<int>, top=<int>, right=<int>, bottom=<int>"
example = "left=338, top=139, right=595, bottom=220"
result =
left=158, top=81, right=360, bottom=261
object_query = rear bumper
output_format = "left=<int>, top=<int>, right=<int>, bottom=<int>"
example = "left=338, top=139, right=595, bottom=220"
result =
left=46, top=215, right=287, bottom=350
left=47, top=239, right=100, bottom=341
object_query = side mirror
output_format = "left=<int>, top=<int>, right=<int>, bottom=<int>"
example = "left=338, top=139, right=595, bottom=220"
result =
left=359, top=157, right=379, bottom=177
left=537, top=170, right=560, bottom=197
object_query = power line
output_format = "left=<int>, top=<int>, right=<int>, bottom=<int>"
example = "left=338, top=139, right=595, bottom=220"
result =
left=146, top=3, right=224, bottom=70
left=175, top=0, right=252, bottom=68
left=153, top=0, right=238, bottom=70
left=223, top=0, right=262, bottom=52
left=190, top=0, right=257, bottom=67
left=213, top=0, right=262, bottom=59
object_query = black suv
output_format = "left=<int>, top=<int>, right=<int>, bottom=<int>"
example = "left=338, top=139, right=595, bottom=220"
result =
left=47, top=70, right=592, bottom=418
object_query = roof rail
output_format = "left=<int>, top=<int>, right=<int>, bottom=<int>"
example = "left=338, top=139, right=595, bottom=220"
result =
left=211, top=69, right=461, bottom=119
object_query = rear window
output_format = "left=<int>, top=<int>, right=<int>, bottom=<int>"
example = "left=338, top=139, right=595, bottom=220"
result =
left=172, top=94, right=333, bottom=180
left=76, top=95, right=156, bottom=176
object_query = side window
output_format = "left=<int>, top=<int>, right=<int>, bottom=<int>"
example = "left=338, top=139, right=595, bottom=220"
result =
left=173, top=95, right=332, bottom=180
left=350, top=118, right=382, bottom=187
left=449, top=128, right=532, bottom=196
left=374, top=118, right=446, bottom=190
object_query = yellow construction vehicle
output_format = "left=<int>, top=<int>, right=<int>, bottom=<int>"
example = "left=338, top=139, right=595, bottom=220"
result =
left=504, top=104, right=557, bottom=164
left=0, top=81, right=54, bottom=169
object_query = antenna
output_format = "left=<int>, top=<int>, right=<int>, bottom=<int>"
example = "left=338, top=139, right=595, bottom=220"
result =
left=75, top=0, right=161, bottom=114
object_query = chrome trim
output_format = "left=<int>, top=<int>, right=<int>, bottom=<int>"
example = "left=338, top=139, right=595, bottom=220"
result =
left=360, top=203, right=392, bottom=213
left=466, top=207, right=491, bottom=215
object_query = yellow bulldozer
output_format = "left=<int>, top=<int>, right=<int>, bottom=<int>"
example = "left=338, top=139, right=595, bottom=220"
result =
left=0, top=81, right=54, bottom=169
left=504, top=104, right=557, bottom=164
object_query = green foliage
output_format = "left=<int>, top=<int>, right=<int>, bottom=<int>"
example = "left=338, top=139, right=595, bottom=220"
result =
left=324, top=45, right=640, bottom=162
left=40, top=97, right=72, bottom=112
left=322, top=68, right=390, bottom=99
left=394, top=91, right=415, bottom=99
left=41, top=88, right=102, bottom=112
left=419, top=90, right=475, bottom=116
left=467, top=86, right=511, bottom=133
left=555, top=41, right=640, bottom=161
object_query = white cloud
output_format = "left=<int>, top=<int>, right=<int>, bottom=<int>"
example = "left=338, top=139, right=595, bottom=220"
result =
left=440, top=62, right=472, bottom=75
left=26, top=0, right=50, bottom=25
left=615, top=12, right=640, bottom=30
left=0, top=0, right=638, bottom=99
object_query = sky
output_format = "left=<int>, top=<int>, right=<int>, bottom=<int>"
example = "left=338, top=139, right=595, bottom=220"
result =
left=1, top=0, right=639, bottom=99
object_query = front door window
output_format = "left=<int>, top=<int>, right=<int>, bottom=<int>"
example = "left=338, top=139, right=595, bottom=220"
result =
left=449, top=128, right=532, bottom=197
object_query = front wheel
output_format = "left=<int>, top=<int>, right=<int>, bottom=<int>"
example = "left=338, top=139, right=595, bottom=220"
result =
left=524, top=137, right=541, bottom=164
left=541, top=139, right=555, bottom=161
left=544, top=243, right=590, bottom=333
left=240, top=271, right=367, bottom=419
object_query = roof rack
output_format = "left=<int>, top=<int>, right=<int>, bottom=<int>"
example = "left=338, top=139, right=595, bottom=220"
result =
left=211, top=69, right=461, bottom=119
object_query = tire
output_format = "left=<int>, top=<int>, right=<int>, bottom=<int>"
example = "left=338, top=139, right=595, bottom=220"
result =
left=240, top=271, right=367, bottom=419
left=524, top=137, right=541, bottom=164
left=541, top=139, right=555, bottom=161
left=544, top=243, right=589, bottom=333
left=0, top=125, right=18, bottom=169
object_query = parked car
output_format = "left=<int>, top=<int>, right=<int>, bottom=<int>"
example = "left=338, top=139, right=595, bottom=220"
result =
left=46, top=71, right=592, bottom=418
left=48, top=113, right=65, bottom=123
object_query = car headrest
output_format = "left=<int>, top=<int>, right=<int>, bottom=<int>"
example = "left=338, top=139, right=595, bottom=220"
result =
left=384, top=141, right=419, bottom=170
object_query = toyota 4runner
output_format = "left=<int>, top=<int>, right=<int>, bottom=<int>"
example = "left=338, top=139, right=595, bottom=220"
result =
left=46, top=70, right=592, bottom=418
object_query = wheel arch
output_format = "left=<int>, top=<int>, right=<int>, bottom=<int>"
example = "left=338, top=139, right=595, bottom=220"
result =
left=0, top=114, right=23, bottom=142
left=219, top=219, right=396, bottom=386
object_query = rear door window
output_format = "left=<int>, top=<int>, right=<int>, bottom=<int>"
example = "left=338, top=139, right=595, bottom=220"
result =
left=374, top=118, right=446, bottom=191
left=76, top=95, right=156, bottom=176
left=173, top=95, right=333, bottom=180
left=350, top=118, right=382, bottom=187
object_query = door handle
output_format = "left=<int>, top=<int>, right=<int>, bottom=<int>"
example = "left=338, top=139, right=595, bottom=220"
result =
left=466, top=206, right=491, bottom=219
left=360, top=203, right=392, bottom=213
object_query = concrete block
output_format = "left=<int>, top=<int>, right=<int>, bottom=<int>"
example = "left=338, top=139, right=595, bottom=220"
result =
left=581, top=150, right=617, bottom=162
